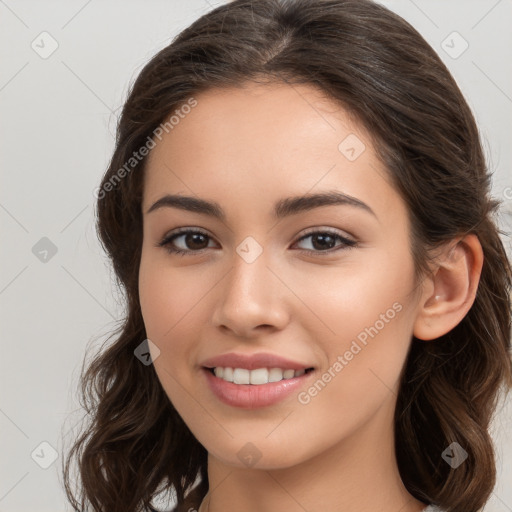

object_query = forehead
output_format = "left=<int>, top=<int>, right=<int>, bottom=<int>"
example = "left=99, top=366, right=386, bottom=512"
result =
left=142, top=82, right=403, bottom=224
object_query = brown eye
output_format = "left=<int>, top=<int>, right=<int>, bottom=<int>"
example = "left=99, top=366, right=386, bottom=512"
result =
left=157, top=228, right=357, bottom=257
left=158, top=229, right=216, bottom=255
left=180, top=232, right=209, bottom=250
left=294, top=230, right=357, bottom=255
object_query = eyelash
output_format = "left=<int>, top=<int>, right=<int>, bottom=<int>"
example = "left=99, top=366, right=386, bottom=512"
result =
left=156, top=227, right=358, bottom=257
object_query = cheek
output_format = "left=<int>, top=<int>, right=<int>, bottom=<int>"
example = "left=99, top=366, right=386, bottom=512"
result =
left=138, top=256, right=208, bottom=405
left=295, top=247, right=415, bottom=396
left=139, top=254, right=210, bottom=342
left=294, top=247, right=414, bottom=346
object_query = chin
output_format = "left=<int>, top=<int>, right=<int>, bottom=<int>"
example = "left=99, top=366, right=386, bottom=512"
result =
left=198, top=432, right=314, bottom=471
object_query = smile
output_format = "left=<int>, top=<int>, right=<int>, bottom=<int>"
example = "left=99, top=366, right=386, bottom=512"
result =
left=200, top=352, right=316, bottom=408
left=210, top=366, right=314, bottom=385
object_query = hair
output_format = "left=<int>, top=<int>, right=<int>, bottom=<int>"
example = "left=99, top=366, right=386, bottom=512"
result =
left=62, top=1, right=512, bottom=511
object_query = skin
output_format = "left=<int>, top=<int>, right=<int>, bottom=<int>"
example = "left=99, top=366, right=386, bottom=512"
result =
left=138, top=81, right=483, bottom=512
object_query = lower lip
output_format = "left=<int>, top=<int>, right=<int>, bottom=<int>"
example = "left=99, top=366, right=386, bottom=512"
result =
left=203, top=368, right=314, bottom=409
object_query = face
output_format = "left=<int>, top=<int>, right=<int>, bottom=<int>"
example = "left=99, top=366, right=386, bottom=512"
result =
left=139, top=82, right=423, bottom=470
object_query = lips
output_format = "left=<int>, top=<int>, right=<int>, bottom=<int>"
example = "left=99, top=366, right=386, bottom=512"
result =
left=201, top=352, right=312, bottom=371
left=200, top=352, right=315, bottom=409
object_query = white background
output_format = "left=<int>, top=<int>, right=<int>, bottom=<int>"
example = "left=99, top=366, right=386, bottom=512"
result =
left=1, top=1, right=511, bottom=511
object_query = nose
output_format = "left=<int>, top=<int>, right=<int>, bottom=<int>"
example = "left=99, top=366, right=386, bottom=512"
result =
left=211, top=249, right=290, bottom=339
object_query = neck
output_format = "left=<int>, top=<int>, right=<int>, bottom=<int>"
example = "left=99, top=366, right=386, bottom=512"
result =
left=201, top=399, right=427, bottom=512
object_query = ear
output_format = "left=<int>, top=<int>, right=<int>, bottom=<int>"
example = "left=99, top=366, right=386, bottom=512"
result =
left=413, top=234, right=484, bottom=341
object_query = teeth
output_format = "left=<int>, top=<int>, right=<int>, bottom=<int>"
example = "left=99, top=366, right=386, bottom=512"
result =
left=222, top=367, right=233, bottom=382
left=250, top=368, right=269, bottom=385
left=268, top=368, right=284, bottom=382
left=233, top=368, right=250, bottom=384
left=212, top=367, right=309, bottom=385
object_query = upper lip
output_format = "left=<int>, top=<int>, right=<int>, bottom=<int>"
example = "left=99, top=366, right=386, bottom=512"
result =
left=200, top=352, right=313, bottom=371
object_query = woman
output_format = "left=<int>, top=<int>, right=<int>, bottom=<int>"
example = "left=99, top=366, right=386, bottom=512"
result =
left=63, top=1, right=512, bottom=511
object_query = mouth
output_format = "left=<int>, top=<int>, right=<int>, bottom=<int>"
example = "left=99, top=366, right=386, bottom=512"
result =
left=205, top=366, right=315, bottom=385
left=200, top=352, right=316, bottom=408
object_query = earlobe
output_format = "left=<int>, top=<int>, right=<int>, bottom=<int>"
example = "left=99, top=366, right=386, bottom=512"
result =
left=413, top=234, right=484, bottom=341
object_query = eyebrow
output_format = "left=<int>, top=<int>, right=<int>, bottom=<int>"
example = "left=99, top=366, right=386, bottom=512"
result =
left=146, top=191, right=377, bottom=220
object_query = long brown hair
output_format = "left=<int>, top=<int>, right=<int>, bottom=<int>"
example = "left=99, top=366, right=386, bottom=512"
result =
left=62, top=1, right=512, bottom=511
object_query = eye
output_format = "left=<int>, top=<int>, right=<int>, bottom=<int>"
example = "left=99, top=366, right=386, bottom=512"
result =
left=292, top=229, right=357, bottom=256
left=157, top=227, right=357, bottom=257
left=157, top=228, right=217, bottom=256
